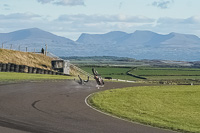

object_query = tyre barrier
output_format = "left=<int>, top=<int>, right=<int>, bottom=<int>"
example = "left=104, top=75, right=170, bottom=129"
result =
left=28, top=67, right=33, bottom=73
left=32, top=67, right=37, bottom=73
left=6, top=64, right=11, bottom=72
left=0, top=63, right=66, bottom=76
left=2, top=64, right=6, bottom=72
left=14, top=65, right=19, bottom=72
left=10, top=64, right=15, bottom=72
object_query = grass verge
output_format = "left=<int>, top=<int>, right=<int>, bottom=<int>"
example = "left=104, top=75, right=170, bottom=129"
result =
left=0, top=72, right=73, bottom=83
left=88, top=85, right=200, bottom=133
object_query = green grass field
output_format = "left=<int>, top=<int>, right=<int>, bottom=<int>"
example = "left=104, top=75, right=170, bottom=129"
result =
left=89, top=86, right=200, bottom=133
left=130, top=67, right=200, bottom=80
left=81, top=66, right=138, bottom=80
left=0, top=72, right=72, bottom=82
left=81, top=66, right=200, bottom=84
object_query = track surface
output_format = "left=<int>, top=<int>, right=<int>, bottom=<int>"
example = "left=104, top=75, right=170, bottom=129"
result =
left=0, top=80, right=177, bottom=133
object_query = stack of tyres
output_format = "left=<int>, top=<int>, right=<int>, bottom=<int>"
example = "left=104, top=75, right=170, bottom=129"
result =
left=48, top=70, right=53, bottom=75
left=14, top=65, right=19, bottom=72
left=44, top=70, right=48, bottom=74
left=28, top=67, right=33, bottom=73
left=32, top=68, right=37, bottom=74
left=36, top=68, right=41, bottom=74
left=10, top=64, right=15, bottom=72
left=0, top=63, right=2, bottom=72
left=19, top=65, right=28, bottom=73
left=40, top=69, right=44, bottom=74
left=2, top=64, right=6, bottom=72
left=6, top=64, right=11, bottom=72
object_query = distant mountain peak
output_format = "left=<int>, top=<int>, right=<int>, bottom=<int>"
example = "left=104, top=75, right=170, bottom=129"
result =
left=0, top=27, right=75, bottom=45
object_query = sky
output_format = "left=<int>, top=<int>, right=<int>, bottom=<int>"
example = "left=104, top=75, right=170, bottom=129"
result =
left=0, top=0, right=200, bottom=40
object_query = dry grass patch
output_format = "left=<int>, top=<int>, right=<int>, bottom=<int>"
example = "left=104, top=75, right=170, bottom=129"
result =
left=0, top=49, right=53, bottom=69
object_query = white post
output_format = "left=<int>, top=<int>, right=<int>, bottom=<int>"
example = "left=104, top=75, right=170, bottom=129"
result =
left=45, top=44, right=47, bottom=56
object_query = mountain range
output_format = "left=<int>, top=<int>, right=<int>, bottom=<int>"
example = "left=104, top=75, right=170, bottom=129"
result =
left=1, top=28, right=200, bottom=61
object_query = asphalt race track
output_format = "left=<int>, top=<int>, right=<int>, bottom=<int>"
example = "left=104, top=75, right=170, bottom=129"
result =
left=0, top=80, right=177, bottom=133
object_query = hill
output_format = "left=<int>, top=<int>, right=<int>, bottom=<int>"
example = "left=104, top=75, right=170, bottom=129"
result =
left=0, top=28, right=76, bottom=55
left=1, top=28, right=200, bottom=61
left=76, top=30, right=200, bottom=61
left=0, top=49, right=53, bottom=69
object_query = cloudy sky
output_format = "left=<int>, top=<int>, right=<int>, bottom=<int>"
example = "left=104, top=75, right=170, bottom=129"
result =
left=0, top=0, right=200, bottom=40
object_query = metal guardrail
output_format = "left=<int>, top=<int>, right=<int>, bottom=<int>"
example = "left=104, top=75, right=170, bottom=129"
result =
left=47, top=52, right=62, bottom=60
left=69, top=63, right=93, bottom=77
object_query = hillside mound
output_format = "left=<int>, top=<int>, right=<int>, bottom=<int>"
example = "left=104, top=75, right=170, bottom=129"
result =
left=0, top=49, right=53, bottom=70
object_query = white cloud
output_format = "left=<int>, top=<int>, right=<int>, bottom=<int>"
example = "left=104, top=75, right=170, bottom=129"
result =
left=36, top=0, right=85, bottom=6
left=152, top=0, right=174, bottom=9
left=56, top=14, right=155, bottom=23
left=37, top=0, right=54, bottom=4
left=54, top=0, right=85, bottom=6
left=0, top=13, right=41, bottom=20
left=0, top=12, right=200, bottom=40
left=157, top=16, right=200, bottom=24
left=154, top=16, right=200, bottom=36
left=0, top=4, right=11, bottom=10
left=119, top=2, right=123, bottom=9
left=183, top=16, right=200, bottom=24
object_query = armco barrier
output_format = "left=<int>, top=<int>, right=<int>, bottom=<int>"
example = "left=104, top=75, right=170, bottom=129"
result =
left=0, top=63, right=67, bottom=76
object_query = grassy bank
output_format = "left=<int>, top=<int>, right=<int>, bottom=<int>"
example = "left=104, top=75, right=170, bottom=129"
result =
left=0, top=49, right=53, bottom=69
left=89, top=86, right=200, bottom=133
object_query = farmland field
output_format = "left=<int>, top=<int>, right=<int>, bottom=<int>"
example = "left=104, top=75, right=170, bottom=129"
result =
left=89, top=85, right=200, bottom=133
left=129, top=67, right=200, bottom=80
left=80, top=66, right=200, bottom=83
left=81, top=66, right=138, bottom=80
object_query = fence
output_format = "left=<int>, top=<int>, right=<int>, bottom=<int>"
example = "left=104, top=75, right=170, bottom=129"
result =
left=69, top=63, right=93, bottom=78
left=1, top=43, right=47, bottom=53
